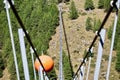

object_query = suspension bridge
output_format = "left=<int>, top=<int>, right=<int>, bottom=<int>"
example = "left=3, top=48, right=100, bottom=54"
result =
left=3, top=0, right=120, bottom=80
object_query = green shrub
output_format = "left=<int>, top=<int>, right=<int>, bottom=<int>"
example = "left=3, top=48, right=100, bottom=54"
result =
left=115, top=39, right=120, bottom=72
left=107, top=25, right=113, bottom=39
left=0, top=70, right=3, bottom=78
left=63, top=51, right=73, bottom=80
left=112, top=12, right=120, bottom=50
left=104, top=0, right=111, bottom=12
left=86, top=17, right=92, bottom=31
left=93, top=19, right=101, bottom=33
left=58, top=0, right=62, bottom=3
left=84, top=0, right=95, bottom=10
left=0, top=52, right=5, bottom=78
left=98, top=0, right=104, bottom=9
left=69, top=1, right=78, bottom=19
left=1, top=0, right=58, bottom=80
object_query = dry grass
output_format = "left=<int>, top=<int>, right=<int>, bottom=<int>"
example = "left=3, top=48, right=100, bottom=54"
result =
left=48, top=0, right=119, bottom=80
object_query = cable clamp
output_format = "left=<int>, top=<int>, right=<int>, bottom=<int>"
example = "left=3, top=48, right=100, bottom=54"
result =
left=3, top=0, right=14, bottom=9
left=110, top=0, right=119, bottom=11
left=95, top=31, right=100, bottom=36
left=110, top=0, right=114, bottom=7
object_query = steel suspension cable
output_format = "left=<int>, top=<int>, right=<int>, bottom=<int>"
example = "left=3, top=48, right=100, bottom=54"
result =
left=61, top=4, right=74, bottom=77
left=7, top=0, right=49, bottom=78
left=73, top=0, right=118, bottom=78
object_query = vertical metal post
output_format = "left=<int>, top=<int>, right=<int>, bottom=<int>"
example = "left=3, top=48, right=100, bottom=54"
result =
left=94, top=29, right=106, bottom=80
left=38, top=67, right=41, bottom=80
left=30, top=47, right=37, bottom=80
left=73, top=75, right=78, bottom=80
left=4, top=0, right=20, bottom=80
left=86, top=57, right=92, bottom=80
left=18, top=29, right=30, bottom=80
left=106, top=0, right=120, bottom=80
left=86, top=48, right=93, bottom=80
left=38, top=66, right=44, bottom=80
left=58, top=4, right=63, bottom=80
left=79, top=65, right=85, bottom=80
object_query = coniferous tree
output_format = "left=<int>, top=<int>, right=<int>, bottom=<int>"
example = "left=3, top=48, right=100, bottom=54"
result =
left=104, top=0, right=111, bottom=11
left=98, top=0, right=104, bottom=9
left=107, top=25, right=113, bottom=39
left=58, top=0, right=70, bottom=3
left=0, top=10, right=9, bottom=78
left=0, top=0, right=58, bottom=79
left=69, top=1, right=78, bottom=19
left=0, top=0, right=4, bottom=12
left=64, top=0, right=70, bottom=3
left=114, top=12, right=120, bottom=72
left=93, top=19, right=101, bottom=32
left=48, top=68, right=57, bottom=80
left=86, top=17, right=92, bottom=31
left=115, top=38, right=120, bottom=72
left=63, top=51, right=73, bottom=80
left=0, top=54, right=5, bottom=78
left=58, top=0, right=62, bottom=3
left=114, top=12, right=120, bottom=49
left=84, top=0, right=95, bottom=10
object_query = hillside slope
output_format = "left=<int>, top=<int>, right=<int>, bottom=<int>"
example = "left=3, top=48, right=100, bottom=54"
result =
left=47, top=0, right=119, bottom=80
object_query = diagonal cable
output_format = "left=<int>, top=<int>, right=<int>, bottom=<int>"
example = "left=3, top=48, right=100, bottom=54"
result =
left=7, top=0, right=49, bottom=78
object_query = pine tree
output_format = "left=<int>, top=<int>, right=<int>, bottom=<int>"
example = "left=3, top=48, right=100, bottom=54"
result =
left=84, top=0, right=95, bottom=10
left=0, top=0, right=4, bottom=12
left=69, top=1, right=78, bottom=19
left=93, top=19, right=101, bottom=32
left=104, top=0, right=111, bottom=11
left=114, top=12, right=120, bottom=49
left=0, top=0, right=58, bottom=79
left=64, top=0, right=70, bottom=3
left=115, top=12, right=120, bottom=72
left=48, top=68, right=57, bottom=80
left=0, top=10, right=9, bottom=77
left=63, top=51, right=73, bottom=80
left=86, top=17, right=92, bottom=31
left=115, top=38, right=120, bottom=72
left=58, top=0, right=62, bottom=3
left=98, top=0, right=104, bottom=9
left=57, top=0, right=70, bottom=3
left=0, top=54, right=5, bottom=78
left=107, top=25, right=113, bottom=39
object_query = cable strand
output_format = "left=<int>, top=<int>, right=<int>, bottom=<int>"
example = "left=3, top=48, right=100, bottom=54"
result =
left=7, top=0, right=49, bottom=78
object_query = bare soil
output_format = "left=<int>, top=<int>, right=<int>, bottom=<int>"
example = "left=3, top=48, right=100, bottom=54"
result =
left=0, top=68, right=10, bottom=80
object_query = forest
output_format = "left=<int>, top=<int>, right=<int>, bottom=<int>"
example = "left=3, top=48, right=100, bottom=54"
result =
left=0, top=0, right=59, bottom=79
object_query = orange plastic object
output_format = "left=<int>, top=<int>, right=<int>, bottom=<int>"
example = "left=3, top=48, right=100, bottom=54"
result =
left=34, top=55, right=54, bottom=72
